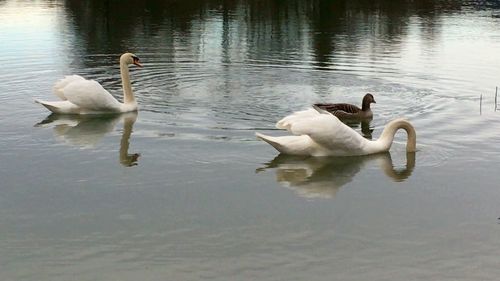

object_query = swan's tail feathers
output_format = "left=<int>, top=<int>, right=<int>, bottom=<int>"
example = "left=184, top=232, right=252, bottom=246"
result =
left=256, top=133, right=312, bottom=155
left=34, top=99, right=78, bottom=114
left=34, top=99, right=59, bottom=113
left=256, top=132, right=286, bottom=153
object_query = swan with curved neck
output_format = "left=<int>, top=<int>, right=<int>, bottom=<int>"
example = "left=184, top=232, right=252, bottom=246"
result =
left=35, top=53, right=142, bottom=114
left=256, top=108, right=416, bottom=156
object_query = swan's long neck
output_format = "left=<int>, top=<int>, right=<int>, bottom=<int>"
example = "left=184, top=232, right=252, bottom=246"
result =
left=373, top=118, right=416, bottom=153
left=120, top=59, right=135, bottom=104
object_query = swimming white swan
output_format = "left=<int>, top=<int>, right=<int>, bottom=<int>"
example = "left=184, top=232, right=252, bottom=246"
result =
left=256, top=108, right=416, bottom=156
left=35, top=53, right=142, bottom=114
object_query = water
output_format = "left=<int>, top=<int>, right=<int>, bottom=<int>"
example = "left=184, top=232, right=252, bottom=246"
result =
left=1, top=0, right=500, bottom=280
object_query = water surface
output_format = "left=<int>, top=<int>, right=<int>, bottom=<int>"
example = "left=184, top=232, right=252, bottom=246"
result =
left=1, top=1, right=500, bottom=280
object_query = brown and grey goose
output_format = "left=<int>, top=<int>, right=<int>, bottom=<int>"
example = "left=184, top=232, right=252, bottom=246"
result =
left=314, top=93, right=376, bottom=120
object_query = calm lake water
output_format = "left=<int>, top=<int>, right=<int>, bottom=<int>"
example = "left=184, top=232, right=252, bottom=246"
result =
left=1, top=0, right=500, bottom=280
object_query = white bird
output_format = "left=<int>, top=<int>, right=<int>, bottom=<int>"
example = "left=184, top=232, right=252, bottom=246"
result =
left=35, top=53, right=142, bottom=114
left=256, top=108, right=416, bottom=156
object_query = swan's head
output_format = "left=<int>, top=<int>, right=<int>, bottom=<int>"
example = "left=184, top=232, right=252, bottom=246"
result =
left=120, top=53, right=143, bottom=68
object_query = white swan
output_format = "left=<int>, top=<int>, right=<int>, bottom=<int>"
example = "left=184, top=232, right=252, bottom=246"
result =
left=256, top=108, right=416, bottom=156
left=35, top=53, right=142, bottom=114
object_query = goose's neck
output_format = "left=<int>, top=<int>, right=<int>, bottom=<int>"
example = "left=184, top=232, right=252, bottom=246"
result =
left=361, top=97, right=371, bottom=111
left=120, top=60, right=135, bottom=104
left=374, top=119, right=416, bottom=153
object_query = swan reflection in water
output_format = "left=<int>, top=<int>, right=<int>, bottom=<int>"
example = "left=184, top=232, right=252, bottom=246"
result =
left=256, top=152, right=415, bottom=199
left=35, top=112, right=140, bottom=166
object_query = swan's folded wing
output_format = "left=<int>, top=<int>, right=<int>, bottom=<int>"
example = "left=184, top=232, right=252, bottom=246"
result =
left=276, top=109, right=322, bottom=132
left=62, top=79, right=121, bottom=111
left=53, top=75, right=85, bottom=100
left=288, top=114, right=366, bottom=152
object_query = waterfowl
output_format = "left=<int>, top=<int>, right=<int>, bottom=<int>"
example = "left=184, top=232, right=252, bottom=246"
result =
left=35, top=53, right=142, bottom=114
left=256, top=108, right=416, bottom=157
left=314, top=93, right=376, bottom=119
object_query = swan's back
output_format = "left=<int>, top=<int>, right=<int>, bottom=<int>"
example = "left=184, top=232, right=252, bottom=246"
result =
left=62, top=79, right=122, bottom=111
left=53, top=75, right=85, bottom=100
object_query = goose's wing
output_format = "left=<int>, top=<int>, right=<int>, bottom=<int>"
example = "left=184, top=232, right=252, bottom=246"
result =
left=314, top=103, right=361, bottom=114
left=62, top=79, right=122, bottom=111
left=314, top=103, right=362, bottom=119
left=281, top=110, right=367, bottom=152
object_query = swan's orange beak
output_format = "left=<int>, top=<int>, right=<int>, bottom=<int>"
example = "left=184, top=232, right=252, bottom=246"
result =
left=133, top=58, right=143, bottom=68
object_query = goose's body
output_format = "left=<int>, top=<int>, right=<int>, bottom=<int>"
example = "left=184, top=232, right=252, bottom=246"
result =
left=256, top=108, right=416, bottom=157
left=35, top=53, right=142, bottom=114
left=314, top=93, right=376, bottom=119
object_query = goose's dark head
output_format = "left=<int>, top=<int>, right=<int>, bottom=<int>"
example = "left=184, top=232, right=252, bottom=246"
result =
left=362, top=93, right=376, bottom=110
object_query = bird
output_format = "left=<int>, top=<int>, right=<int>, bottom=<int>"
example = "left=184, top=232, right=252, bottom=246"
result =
left=314, top=93, right=376, bottom=119
left=35, top=53, right=142, bottom=114
left=255, top=107, right=416, bottom=157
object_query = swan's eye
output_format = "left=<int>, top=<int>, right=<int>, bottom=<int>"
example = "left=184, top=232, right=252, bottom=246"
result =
left=132, top=56, right=139, bottom=61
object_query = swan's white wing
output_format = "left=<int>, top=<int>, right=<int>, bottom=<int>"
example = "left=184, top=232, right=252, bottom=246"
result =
left=53, top=75, right=85, bottom=100
left=62, top=79, right=122, bottom=111
left=285, top=112, right=367, bottom=153
left=276, top=108, right=323, bottom=132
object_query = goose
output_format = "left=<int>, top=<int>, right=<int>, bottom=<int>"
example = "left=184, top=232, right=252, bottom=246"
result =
left=255, top=108, right=416, bottom=156
left=34, top=53, right=142, bottom=114
left=314, top=93, right=376, bottom=119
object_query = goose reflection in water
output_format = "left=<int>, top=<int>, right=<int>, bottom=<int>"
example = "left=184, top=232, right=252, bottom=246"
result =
left=256, top=152, right=415, bottom=199
left=345, top=119, right=374, bottom=139
left=35, top=112, right=140, bottom=167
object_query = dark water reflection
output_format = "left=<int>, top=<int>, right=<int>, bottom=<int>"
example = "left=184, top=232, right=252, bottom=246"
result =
left=2, top=0, right=500, bottom=280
